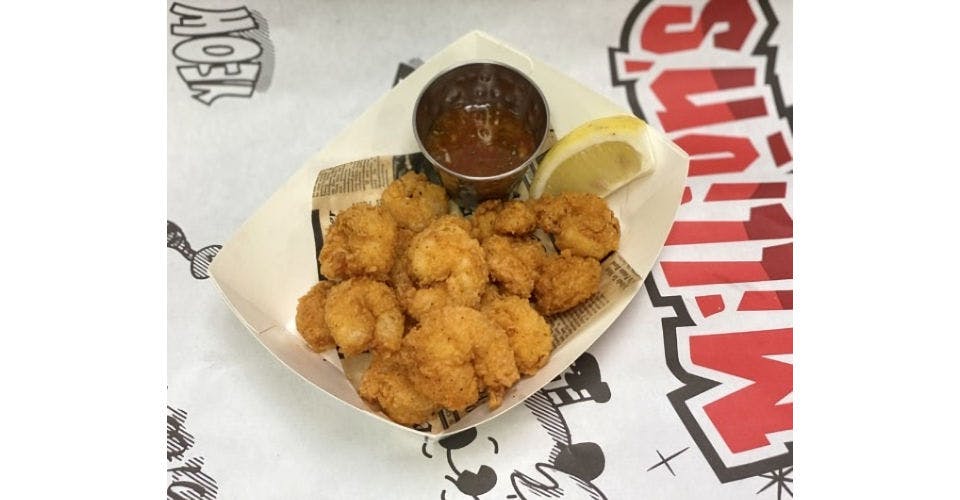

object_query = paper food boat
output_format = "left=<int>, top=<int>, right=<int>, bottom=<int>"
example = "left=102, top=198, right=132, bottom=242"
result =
left=210, top=31, right=689, bottom=438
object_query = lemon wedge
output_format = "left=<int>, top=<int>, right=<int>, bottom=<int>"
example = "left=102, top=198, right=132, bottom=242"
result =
left=530, top=114, right=656, bottom=198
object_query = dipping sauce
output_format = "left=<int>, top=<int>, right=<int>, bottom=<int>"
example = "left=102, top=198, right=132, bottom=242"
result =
left=423, top=103, right=537, bottom=178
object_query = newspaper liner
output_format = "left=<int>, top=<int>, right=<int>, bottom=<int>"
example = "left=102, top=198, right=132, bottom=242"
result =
left=210, top=31, right=689, bottom=438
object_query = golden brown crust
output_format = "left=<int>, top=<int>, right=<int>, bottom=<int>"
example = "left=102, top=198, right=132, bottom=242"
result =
left=405, top=216, right=488, bottom=311
left=534, top=250, right=602, bottom=316
left=380, top=171, right=449, bottom=232
left=403, top=306, right=519, bottom=412
left=324, top=278, right=404, bottom=356
left=319, top=203, right=398, bottom=281
left=295, top=280, right=337, bottom=352
left=470, top=199, right=502, bottom=241
left=494, top=200, right=537, bottom=236
left=482, top=235, right=546, bottom=298
left=533, top=192, right=619, bottom=259
left=359, top=351, right=438, bottom=425
left=482, top=296, right=553, bottom=376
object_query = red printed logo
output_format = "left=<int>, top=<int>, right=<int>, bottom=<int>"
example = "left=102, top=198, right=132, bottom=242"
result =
left=610, top=0, right=793, bottom=482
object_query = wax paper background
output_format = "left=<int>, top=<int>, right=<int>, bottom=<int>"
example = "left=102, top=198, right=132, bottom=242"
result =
left=167, top=1, right=793, bottom=499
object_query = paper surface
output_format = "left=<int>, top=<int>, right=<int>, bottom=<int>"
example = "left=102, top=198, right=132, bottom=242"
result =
left=210, top=31, right=689, bottom=437
left=169, top=2, right=793, bottom=497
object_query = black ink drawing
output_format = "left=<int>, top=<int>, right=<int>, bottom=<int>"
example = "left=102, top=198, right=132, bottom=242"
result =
left=755, top=467, right=792, bottom=499
left=242, top=10, right=275, bottom=92
left=646, top=447, right=689, bottom=476
left=423, top=353, right=611, bottom=500
left=168, top=221, right=220, bottom=279
left=437, top=428, right=499, bottom=498
left=169, top=3, right=275, bottom=105
left=168, top=406, right=218, bottom=500
left=393, top=57, right=423, bottom=87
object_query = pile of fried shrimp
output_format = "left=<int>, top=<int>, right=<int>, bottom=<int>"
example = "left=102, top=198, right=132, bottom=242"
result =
left=295, top=171, right=620, bottom=426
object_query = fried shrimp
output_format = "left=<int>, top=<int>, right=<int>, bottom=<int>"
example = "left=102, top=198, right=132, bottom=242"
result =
left=324, top=278, right=404, bottom=355
left=470, top=199, right=502, bottom=241
left=403, top=306, right=519, bottom=411
left=405, top=216, right=488, bottom=311
left=295, top=280, right=336, bottom=352
left=300, top=168, right=625, bottom=426
left=380, top=171, right=449, bottom=232
left=494, top=200, right=537, bottom=236
left=533, top=192, right=620, bottom=259
left=406, top=287, right=454, bottom=322
left=319, top=203, right=397, bottom=281
left=359, top=352, right=438, bottom=426
left=534, top=250, right=602, bottom=315
left=388, top=247, right=454, bottom=322
left=482, top=296, right=553, bottom=376
left=470, top=199, right=537, bottom=241
left=482, top=235, right=546, bottom=298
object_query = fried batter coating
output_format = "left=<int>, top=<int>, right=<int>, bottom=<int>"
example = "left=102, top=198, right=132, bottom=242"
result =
left=533, top=193, right=620, bottom=259
left=295, top=280, right=336, bottom=352
left=395, top=227, right=417, bottom=257
left=494, top=200, right=537, bottom=236
left=482, top=296, right=553, bottom=376
left=480, top=282, right=505, bottom=308
left=482, top=235, right=546, bottom=298
left=403, top=307, right=519, bottom=412
left=471, top=199, right=537, bottom=241
left=438, top=213, right=474, bottom=234
left=471, top=199, right=502, bottom=241
left=380, top=171, right=449, bottom=232
left=407, top=287, right=454, bottom=322
left=319, top=203, right=398, bottom=281
left=324, top=278, right=404, bottom=355
left=534, top=250, right=602, bottom=316
left=472, top=326, right=521, bottom=409
left=405, top=216, right=488, bottom=311
left=388, top=250, right=451, bottom=322
left=359, top=352, right=438, bottom=426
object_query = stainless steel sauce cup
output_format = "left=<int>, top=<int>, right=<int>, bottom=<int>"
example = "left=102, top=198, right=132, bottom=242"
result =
left=413, top=61, right=549, bottom=210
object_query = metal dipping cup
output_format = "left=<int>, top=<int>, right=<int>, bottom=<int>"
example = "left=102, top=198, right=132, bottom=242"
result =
left=413, top=61, right=550, bottom=210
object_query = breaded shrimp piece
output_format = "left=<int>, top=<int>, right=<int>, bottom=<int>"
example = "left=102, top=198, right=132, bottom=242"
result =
left=406, top=216, right=488, bottom=310
left=471, top=199, right=536, bottom=241
left=359, top=351, right=438, bottom=426
left=494, top=200, right=537, bottom=236
left=295, top=280, right=336, bottom=352
left=534, top=250, right=602, bottom=316
left=482, top=235, right=546, bottom=298
left=380, top=171, right=449, bottom=232
left=319, top=203, right=397, bottom=281
left=533, top=192, right=620, bottom=259
left=404, top=307, right=519, bottom=411
left=324, top=278, right=404, bottom=355
left=472, top=326, right=521, bottom=409
left=470, top=199, right=502, bottom=241
left=402, top=308, right=479, bottom=412
left=482, top=296, right=553, bottom=376
left=387, top=249, right=452, bottom=322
